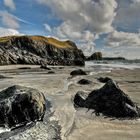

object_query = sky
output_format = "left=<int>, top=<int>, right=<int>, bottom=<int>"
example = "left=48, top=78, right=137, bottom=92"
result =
left=0, top=0, right=140, bottom=59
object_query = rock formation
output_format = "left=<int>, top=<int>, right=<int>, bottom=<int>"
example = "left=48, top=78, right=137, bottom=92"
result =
left=74, top=79, right=140, bottom=118
left=77, top=79, right=92, bottom=85
left=0, top=85, right=46, bottom=128
left=70, top=69, right=87, bottom=76
left=87, top=52, right=102, bottom=60
left=0, top=36, right=85, bottom=66
left=97, top=77, right=112, bottom=83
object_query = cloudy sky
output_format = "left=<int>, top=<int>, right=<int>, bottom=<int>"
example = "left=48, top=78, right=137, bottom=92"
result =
left=0, top=0, right=140, bottom=59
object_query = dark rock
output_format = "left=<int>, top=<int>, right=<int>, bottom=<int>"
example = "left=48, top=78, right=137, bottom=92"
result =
left=74, top=91, right=88, bottom=108
left=97, top=77, right=112, bottom=83
left=74, top=80, right=140, bottom=118
left=18, top=67, right=31, bottom=70
left=48, top=71, right=55, bottom=74
left=0, top=36, right=85, bottom=66
left=73, top=59, right=85, bottom=66
left=78, top=79, right=92, bottom=85
left=87, top=52, right=102, bottom=60
left=70, top=69, right=87, bottom=76
left=0, top=75, right=7, bottom=79
left=0, top=85, right=46, bottom=128
left=103, top=57, right=126, bottom=60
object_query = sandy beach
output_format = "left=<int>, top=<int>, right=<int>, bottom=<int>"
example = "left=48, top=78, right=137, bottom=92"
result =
left=0, top=65, right=140, bottom=140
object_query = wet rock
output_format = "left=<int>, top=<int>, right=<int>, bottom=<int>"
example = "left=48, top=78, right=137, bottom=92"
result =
left=48, top=71, right=55, bottom=74
left=18, top=67, right=31, bottom=70
left=70, top=69, right=87, bottom=76
left=97, top=77, right=112, bottom=83
left=78, top=79, right=92, bottom=85
left=0, top=85, right=46, bottom=128
left=74, top=91, right=88, bottom=108
left=74, top=80, right=140, bottom=118
left=0, top=75, right=7, bottom=79
left=73, top=59, right=85, bottom=66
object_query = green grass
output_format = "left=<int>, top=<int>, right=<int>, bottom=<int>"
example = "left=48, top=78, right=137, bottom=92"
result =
left=0, top=35, right=76, bottom=49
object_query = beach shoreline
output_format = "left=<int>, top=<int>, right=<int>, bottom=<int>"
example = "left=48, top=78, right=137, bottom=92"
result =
left=0, top=65, right=139, bottom=140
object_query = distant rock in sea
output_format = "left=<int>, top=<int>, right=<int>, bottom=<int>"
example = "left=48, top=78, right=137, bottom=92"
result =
left=74, top=79, right=140, bottom=118
left=102, top=57, right=126, bottom=60
left=87, top=52, right=102, bottom=60
left=0, top=36, right=85, bottom=66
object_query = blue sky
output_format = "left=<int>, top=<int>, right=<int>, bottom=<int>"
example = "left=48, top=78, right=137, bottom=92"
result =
left=0, top=0, right=140, bottom=59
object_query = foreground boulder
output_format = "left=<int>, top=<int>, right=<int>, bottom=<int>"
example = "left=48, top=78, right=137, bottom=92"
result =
left=0, top=85, right=46, bottom=128
left=70, top=69, right=87, bottom=76
left=74, top=80, right=140, bottom=118
left=0, top=36, right=85, bottom=66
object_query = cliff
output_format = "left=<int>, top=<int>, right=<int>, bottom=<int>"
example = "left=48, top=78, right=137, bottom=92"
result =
left=0, top=35, right=85, bottom=66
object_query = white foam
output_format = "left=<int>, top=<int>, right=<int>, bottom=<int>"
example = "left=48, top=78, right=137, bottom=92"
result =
left=86, top=61, right=140, bottom=70
left=0, top=127, right=10, bottom=133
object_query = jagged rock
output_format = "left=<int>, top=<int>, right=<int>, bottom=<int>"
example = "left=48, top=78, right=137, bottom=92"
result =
left=97, top=77, right=112, bottom=83
left=0, top=36, right=85, bottom=66
left=78, top=79, right=92, bottom=85
left=0, top=85, right=46, bottom=128
left=87, top=52, right=102, bottom=60
left=74, top=80, right=140, bottom=118
left=70, top=69, right=87, bottom=76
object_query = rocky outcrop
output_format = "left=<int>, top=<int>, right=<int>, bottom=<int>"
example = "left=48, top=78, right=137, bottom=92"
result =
left=87, top=52, right=102, bottom=60
left=0, top=85, right=46, bottom=128
left=0, top=36, right=85, bottom=66
left=74, top=80, right=140, bottom=118
left=70, top=69, right=87, bottom=76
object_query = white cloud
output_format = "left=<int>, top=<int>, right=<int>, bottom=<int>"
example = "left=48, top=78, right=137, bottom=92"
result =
left=106, top=30, right=140, bottom=48
left=0, top=27, right=21, bottom=37
left=3, top=0, right=16, bottom=10
left=104, top=30, right=140, bottom=59
left=36, top=0, right=117, bottom=55
left=0, top=11, right=19, bottom=29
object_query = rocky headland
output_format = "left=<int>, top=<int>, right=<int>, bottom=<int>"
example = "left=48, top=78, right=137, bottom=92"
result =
left=0, top=35, right=85, bottom=66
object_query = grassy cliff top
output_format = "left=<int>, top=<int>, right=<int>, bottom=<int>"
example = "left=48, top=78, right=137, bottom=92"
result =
left=0, top=35, right=77, bottom=49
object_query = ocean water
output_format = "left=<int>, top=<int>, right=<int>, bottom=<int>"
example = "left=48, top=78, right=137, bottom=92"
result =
left=85, top=60, right=140, bottom=72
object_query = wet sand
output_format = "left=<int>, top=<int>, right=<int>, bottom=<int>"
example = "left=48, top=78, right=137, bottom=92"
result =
left=0, top=65, right=140, bottom=140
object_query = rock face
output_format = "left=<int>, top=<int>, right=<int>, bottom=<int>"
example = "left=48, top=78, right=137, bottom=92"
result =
left=0, top=36, right=85, bottom=66
left=78, top=79, right=92, bottom=85
left=0, top=85, right=46, bottom=128
left=74, top=80, right=140, bottom=118
left=70, top=69, right=87, bottom=76
left=87, top=52, right=102, bottom=60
